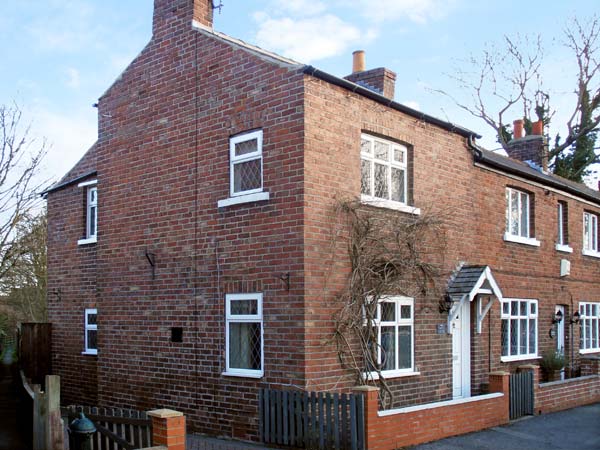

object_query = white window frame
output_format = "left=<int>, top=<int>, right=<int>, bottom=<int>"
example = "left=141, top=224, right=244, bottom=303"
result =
left=77, top=180, right=98, bottom=245
left=230, top=130, right=263, bottom=197
left=500, top=299, right=538, bottom=362
left=583, top=211, right=600, bottom=257
left=83, top=308, right=98, bottom=355
left=556, top=201, right=573, bottom=253
left=579, top=302, right=600, bottom=353
left=360, top=134, right=419, bottom=215
left=224, top=293, right=264, bottom=378
left=365, top=296, right=417, bottom=379
left=504, top=187, right=540, bottom=246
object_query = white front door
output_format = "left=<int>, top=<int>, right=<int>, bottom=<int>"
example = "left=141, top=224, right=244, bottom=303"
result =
left=556, top=305, right=565, bottom=354
left=451, top=300, right=471, bottom=399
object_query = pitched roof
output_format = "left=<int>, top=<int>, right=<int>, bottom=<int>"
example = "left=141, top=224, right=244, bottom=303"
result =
left=447, top=265, right=502, bottom=302
left=474, top=147, right=600, bottom=205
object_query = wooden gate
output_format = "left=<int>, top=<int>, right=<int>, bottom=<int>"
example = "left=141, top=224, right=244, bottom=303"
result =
left=65, top=405, right=153, bottom=450
left=509, top=371, right=534, bottom=420
left=259, top=389, right=365, bottom=450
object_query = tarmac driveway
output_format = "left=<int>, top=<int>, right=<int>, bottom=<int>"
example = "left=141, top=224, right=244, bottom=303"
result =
left=409, top=402, right=600, bottom=450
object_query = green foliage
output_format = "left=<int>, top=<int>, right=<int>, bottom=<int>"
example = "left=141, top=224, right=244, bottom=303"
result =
left=540, top=350, right=566, bottom=371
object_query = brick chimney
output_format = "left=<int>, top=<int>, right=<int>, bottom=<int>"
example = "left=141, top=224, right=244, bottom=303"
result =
left=153, top=0, right=213, bottom=36
left=506, top=119, right=548, bottom=171
left=344, top=50, right=396, bottom=100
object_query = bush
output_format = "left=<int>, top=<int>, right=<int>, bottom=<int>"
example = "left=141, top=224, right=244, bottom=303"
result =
left=541, top=350, right=566, bottom=371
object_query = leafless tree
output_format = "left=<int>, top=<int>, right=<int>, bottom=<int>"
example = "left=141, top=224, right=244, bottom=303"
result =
left=435, top=16, right=600, bottom=181
left=0, top=103, right=47, bottom=282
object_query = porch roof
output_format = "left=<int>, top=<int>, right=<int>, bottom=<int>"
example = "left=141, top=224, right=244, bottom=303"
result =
left=447, top=265, right=503, bottom=302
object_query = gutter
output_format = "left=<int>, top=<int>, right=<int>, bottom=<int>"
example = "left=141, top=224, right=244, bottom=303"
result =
left=467, top=136, right=600, bottom=205
left=302, top=65, right=480, bottom=139
left=40, top=170, right=97, bottom=197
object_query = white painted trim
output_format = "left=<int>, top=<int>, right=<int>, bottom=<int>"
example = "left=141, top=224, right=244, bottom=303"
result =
left=221, top=371, right=264, bottom=379
left=84, top=308, right=97, bottom=355
left=77, top=179, right=97, bottom=188
left=501, top=355, right=539, bottom=362
left=229, top=130, right=263, bottom=198
left=582, top=249, right=600, bottom=258
left=503, top=233, right=541, bottom=247
left=81, top=350, right=98, bottom=356
left=217, top=192, right=270, bottom=208
left=474, top=162, right=600, bottom=209
left=377, top=393, right=503, bottom=417
left=77, top=237, right=97, bottom=246
left=579, top=349, right=600, bottom=354
left=364, top=371, right=420, bottom=381
left=555, top=244, right=573, bottom=253
left=361, top=195, right=421, bottom=215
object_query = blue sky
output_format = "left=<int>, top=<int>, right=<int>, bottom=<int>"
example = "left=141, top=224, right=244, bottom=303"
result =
left=1, top=0, right=598, bottom=185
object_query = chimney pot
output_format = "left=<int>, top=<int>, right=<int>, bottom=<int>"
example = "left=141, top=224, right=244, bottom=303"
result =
left=352, top=50, right=366, bottom=73
left=532, top=120, right=544, bottom=136
left=513, top=119, right=524, bottom=139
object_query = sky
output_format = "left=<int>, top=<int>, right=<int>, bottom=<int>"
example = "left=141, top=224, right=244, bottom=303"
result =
left=1, top=0, right=599, bottom=187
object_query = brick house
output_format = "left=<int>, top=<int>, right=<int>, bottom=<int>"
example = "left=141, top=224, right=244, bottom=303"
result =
left=45, top=0, right=600, bottom=443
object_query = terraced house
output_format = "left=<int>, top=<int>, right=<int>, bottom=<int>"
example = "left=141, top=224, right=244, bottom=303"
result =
left=45, top=1, right=600, bottom=448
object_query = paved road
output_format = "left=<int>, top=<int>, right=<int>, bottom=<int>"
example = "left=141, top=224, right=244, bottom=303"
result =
left=410, top=402, right=600, bottom=450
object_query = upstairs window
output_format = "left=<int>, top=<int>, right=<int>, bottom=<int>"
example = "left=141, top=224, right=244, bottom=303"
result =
left=230, top=130, right=263, bottom=197
left=556, top=201, right=572, bottom=252
left=583, top=211, right=599, bottom=256
left=225, top=293, right=263, bottom=378
left=580, top=302, right=600, bottom=353
left=77, top=180, right=98, bottom=245
left=501, top=299, right=537, bottom=361
left=84, top=308, right=98, bottom=355
left=504, top=187, right=539, bottom=246
left=361, top=134, right=409, bottom=208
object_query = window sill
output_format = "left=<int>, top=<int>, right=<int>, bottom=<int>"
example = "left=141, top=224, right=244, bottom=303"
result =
left=579, top=349, right=600, bottom=355
left=217, top=192, right=270, bottom=208
left=500, top=355, right=539, bottom=363
left=555, top=244, right=573, bottom=253
left=503, top=233, right=540, bottom=247
left=81, top=351, right=98, bottom=356
left=77, top=237, right=97, bottom=246
left=221, top=371, right=263, bottom=379
left=364, top=370, right=420, bottom=380
left=582, top=249, right=600, bottom=258
left=360, top=195, right=421, bottom=215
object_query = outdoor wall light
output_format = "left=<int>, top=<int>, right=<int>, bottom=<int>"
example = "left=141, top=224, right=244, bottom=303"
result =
left=439, top=294, right=453, bottom=313
left=552, top=309, right=564, bottom=324
left=571, top=311, right=581, bottom=324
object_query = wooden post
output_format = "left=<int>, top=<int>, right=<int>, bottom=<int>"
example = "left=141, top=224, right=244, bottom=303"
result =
left=147, top=409, right=186, bottom=450
left=45, top=375, right=64, bottom=450
left=33, top=384, right=46, bottom=450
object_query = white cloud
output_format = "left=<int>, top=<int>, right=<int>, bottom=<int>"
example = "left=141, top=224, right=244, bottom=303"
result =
left=28, top=106, right=97, bottom=183
left=402, top=100, right=421, bottom=110
left=65, top=68, right=81, bottom=89
left=269, top=0, right=327, bottom=17
left=341, top=0, right=456, bottom=24
left=254, top=14, right=367, bottom=62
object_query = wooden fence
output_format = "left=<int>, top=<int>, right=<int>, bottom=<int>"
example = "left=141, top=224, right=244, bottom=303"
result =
left=259, top=389, right=365, bottom=450
left=64, top=405, right=153, bottom=450
left=18, top=322, right=52, bottom=386
left=18, top=372, right=63, bottom=450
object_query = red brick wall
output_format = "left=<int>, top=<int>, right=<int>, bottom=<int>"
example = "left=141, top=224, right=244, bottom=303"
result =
left=47, top=145, right=98, bottom=406
left=359, top=372, right=509, bottom=449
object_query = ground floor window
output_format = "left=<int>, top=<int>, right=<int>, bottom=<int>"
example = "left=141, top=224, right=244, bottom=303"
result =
left=367, top=296, right=414, bottom=377
left=225, top=293, right=263, bottom=377
left=83, top=308, right=97, bottom=355
left=580, top=302, right=600, bottom=353
left=501, top=299, right=537, bottom=360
